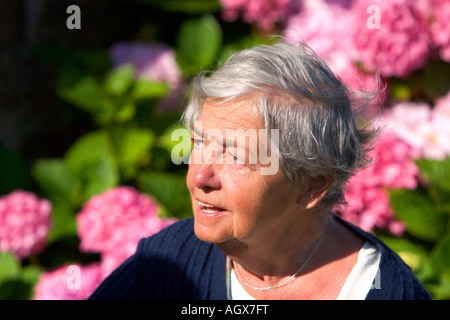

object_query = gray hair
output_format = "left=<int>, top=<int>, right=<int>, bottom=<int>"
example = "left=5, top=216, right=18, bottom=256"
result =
left=182, top=40, right=379, bottom=210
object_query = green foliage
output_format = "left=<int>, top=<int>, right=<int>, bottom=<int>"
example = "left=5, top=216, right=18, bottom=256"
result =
left=176, top=14, right=222, bottom=76
left=390, top=188, right=447, bottom=242
left=56, top=64, right=169, bottom=126
left=386, top=157, right=450, bottom=299
left=64, top=131, right=120, bottom=202
left=0, top=252, right=41, bottom=299
left=137, top=171, right=192, bottom=219
left=416, top=157, right=450, bottom=213
left=31, top=62, right=192, bottom=248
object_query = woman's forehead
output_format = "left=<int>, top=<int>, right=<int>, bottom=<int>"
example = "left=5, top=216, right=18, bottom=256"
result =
left=197, top=100, right=262, bottom=132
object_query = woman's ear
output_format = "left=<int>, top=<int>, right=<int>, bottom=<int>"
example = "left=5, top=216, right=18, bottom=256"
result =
left=297, top=175, right=333, bottom=209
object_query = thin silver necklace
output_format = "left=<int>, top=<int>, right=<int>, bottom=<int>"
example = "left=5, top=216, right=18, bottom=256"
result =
left=232, top=219, right=330, bottom=291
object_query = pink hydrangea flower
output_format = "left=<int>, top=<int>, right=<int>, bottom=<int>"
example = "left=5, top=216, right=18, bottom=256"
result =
left=0, top=190, right=52, bottom=259
left=77, top=186, right=172, bottom=253
left=343, top=179, right=400, bottom=234
left=109, top=41, right=182, bottom=88
left=381, top=96, right=450, bottom=160
left=99, top=217, right=177, bottom=277
left=365, top=130, right=420, bottom=190
left=433, top=91, right=450, bottom=118
left=284, top=0, right=357, bottom=66
left=352, top=0, right=429, bottom=78
left=284, top=0, right=387, bottom=106
left=428, top=91, right=450, bottom=159
left=220, top=0, right=298, bottom=31
left=339, top=130, right=419, bottom=235
left=429, top=0, right=450, bottom=62
left=379, top=101, right=431, bottom=158
left=77, top=186, right=176, bottom=277
left=33, top=263, right=102, bottom=300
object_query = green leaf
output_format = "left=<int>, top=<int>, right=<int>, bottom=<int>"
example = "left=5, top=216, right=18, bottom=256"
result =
left=0, top=252, right=41, bottom=299
left=433, top=233, right=450, bottom=273
left=112, top=128, right=155, bottom=179
left=0, top=252, right=21, bottom=285
left=159, top=123, right=191, bottom=160
left=0, top=279, right=33, bottom=300
left=379, top=236, right=435, bottom=282
left=131, top=79, right=169, bottom=100
left=114, top=100, right=136, bottom=123
left=389, top=188, right=447, bottom=241
left=31, top=158, right=79, bottom=203
left=428, top=275, right=450, bottom=300
left=103, top=64, right=134, bottom=96
left=57, top=68, right=116, bottom=124
left=416, top=157, right=450, bottom=213
left=46, top=202, right=78, bottom=244
left=137, top=171, right=192, bottom=219
left=21, top=265, right=42, bottom=286
left=176, top=14, right=222, bottom=76
left=64, top=131, right=119, bottom=202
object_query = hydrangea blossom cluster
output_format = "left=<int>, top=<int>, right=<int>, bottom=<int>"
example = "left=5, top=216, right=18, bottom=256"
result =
left=351, top=0, right=429, bottom=78
left=283, top=0, right=385, bottom=102
left=429, top=0, right=450, bottom=62
left=339, top=130, right=420, bottom=236
left=339, top=90, right=450, bottom=235
left=33, top=187, right=176, bottom=299
left=0, top=190, right=51, bottom=259
left=33, top=263, right=102, bottom=300
left=381, top=91, right=450, bottom=160
left=284, top=0, right=430, bottom=81
left=76, top=186, right=176, bottom=277
left=220, top=0, right=298, bottom=31
left=223, top=0, right=450, bottom=79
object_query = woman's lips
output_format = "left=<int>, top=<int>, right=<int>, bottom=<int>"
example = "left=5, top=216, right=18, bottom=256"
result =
left=197, top=200, right=227, bottom=216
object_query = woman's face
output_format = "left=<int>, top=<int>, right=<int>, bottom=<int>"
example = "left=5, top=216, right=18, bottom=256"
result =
left=186, top=100, right=302, bottom=245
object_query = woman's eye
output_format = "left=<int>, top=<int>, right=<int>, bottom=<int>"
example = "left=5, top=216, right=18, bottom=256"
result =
left=227, top=151, right=245, bottom=164
left=234, top=156, right=245, bottom=164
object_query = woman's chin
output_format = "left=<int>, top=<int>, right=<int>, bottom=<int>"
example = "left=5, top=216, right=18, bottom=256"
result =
left=193, top=211, right=232, bottom=244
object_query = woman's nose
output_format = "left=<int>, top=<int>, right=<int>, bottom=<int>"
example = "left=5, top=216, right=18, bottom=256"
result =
left=192, top=163, right=221, bottom=190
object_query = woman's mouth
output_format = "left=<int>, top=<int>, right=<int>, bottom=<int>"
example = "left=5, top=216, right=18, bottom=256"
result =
left=198, top=200, right=226, bottom=216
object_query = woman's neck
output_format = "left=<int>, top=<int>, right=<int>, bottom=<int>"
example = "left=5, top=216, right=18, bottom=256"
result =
left=218, top=210, right=333, bottom=286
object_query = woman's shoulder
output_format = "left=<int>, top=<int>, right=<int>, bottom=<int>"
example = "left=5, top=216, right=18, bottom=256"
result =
left=153, top=217, right=195, bottom=237
left=335, top=215, right=431, bottom=300
left=138, top=217, right=197, bottom=251
left=136, top=217, right=224, bottom=264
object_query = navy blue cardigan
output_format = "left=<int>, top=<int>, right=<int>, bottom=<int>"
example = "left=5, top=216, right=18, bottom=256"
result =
left=89, top=217, right=431, bottom=300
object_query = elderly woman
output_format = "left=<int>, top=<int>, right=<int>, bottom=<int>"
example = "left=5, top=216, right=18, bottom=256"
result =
left=89, top=41, right=430, bottom=300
